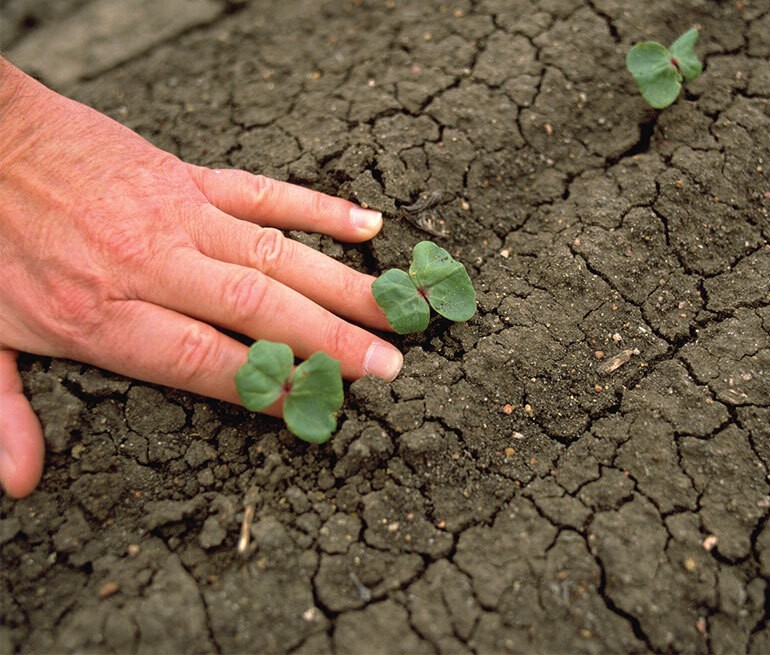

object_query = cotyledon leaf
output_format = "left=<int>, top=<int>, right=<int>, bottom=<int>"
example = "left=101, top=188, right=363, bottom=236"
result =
left=409, top=241, right=476, bottom=322
left=372, top=268, right=431, bottom=334
left=669, top=28, right=702, bottom=83
left=284, top=352, right=344, bottom=444
left=626, top=41, right=682, bottom=109
left=235, top=340, right=293, bottom=412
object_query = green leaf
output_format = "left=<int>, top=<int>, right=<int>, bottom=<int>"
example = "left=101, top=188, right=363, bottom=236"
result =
left=235, top=340, right=293, bottom=411
left=284, top=352, right=344, bottom=444
left=626, top=41, right=682, bottom=109
left=669, top=28, right=702, bottom=83
left=372, top=268, right=431, bottom=334
left=409, top=241, right=476, bottom=322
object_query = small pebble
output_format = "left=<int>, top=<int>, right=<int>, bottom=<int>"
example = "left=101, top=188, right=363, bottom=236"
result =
left=504, top=447, right=516, bottom=458
left=98, top=581, right=120, bottom=599
left=703, top=535, right=718, bottom=551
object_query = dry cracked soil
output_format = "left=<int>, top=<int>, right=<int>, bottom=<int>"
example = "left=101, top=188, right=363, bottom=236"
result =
left=1, top=0, right=769, bottom=653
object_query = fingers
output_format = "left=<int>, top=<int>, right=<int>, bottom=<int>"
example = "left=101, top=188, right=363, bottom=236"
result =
left=192, top=208, right=391, bottom=332
left=0, top=348, right=45, bottom=498
left=188, top=165, right=383, bottom=242
left=147, top=250, right=403, bottom=382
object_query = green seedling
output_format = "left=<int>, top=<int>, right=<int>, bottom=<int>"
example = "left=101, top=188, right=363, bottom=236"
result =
left=235, top=340, right=343, bottom=444
left=626, top=28, right=702, bottom=109
left=372, top=240, right=476, bottom=334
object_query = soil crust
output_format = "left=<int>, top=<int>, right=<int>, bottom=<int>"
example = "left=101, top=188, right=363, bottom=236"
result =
left=2, top=0, right=769, bottom=653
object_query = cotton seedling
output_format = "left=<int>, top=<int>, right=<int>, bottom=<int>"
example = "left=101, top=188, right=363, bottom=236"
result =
left=235, top=340, right=343, bottom=444
left=626, top=28, right=702, bottom=109
left=372, top=240, right=476, bottom=334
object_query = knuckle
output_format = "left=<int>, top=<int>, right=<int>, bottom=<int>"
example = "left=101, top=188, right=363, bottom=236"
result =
left=251, top=174, right=276, bottom=209
left=46, top=281, right=107, bottom=351
left=83, top=206, right=161, bottom=271
left=308, top=189, right=334, bottom=222
left=223, top=269, right=270, bottom=322
left=250, top=227, right=290, bottom=275
left=170, top=323, right=221, bottom=386
left=340, top=270, right=369, bottom=305
left=324, top=320, right=354, bottom=359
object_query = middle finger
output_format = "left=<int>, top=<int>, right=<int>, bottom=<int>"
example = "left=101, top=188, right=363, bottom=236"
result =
left=192, top=206, right=391, bottom=332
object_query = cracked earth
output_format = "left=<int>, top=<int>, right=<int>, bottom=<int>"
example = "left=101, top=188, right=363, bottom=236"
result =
left=1, top=0, right=769, bottom=653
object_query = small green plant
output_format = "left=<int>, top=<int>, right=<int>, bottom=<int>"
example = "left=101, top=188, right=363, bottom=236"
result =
left=626, top=28, right=702, bottom=109
left=235, top=340, right=343, bottom=444
left=372, top=240, right=476, bottom=334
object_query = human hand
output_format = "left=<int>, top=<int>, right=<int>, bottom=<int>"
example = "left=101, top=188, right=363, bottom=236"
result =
left=0, top=59, right=402, bottom=498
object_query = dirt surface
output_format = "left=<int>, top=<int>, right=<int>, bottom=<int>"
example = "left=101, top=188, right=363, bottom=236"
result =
left=2, top=0, right=769, bottom=653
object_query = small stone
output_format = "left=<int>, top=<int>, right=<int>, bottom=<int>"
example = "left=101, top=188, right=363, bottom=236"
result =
left=303, top=607, right=321, bottom=622
left=684, top=557, right=697, bottom=572
left=504, top=447, right=516, bottom=458
left=599, top=349, right=637, bottom=374
left=127, top=544, right=141, bottom=557
left=199, top=516, right=227, bottom=549
left=512, top=432, right=525, bottom=440
left=98, top=581, right=120, bottom=599
left=502, top=404, right=513, bottom=414
left=594, top=350, right=604, bottom=359
left=594, top=384, right=603, bottom=393
left=703, top=535, right=718, bottom=551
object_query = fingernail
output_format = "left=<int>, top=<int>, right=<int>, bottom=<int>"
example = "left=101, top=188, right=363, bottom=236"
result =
left=364, top=342, right=403, bottom=381
left=350, top=207, right=383, bottom=235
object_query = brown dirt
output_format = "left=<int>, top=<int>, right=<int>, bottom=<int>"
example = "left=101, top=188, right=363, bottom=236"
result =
left=2, top=0, right=769, bottom=653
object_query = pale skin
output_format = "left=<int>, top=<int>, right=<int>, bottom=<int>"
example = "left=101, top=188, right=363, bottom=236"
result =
left=0, top=58, right=403, bottom=498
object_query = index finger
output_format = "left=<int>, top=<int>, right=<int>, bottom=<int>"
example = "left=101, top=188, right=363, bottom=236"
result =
left=188, top=165, right=383, bottom=242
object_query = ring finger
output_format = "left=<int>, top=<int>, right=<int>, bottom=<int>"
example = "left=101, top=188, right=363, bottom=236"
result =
left=146, top=248, right=403, bottom=381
